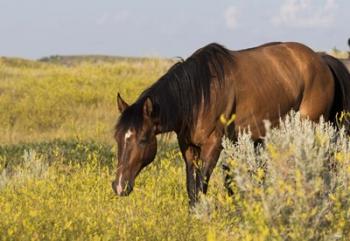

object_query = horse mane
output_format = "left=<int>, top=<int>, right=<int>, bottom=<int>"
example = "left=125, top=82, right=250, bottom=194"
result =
left=116, top=43, right=234, bottom=137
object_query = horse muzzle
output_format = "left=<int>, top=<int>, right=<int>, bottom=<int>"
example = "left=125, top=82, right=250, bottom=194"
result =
left=112, top=180, right=133, bottom=196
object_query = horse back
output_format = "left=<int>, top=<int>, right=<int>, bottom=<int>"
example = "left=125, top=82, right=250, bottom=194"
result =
left=228, top=42, right=334, bottom=139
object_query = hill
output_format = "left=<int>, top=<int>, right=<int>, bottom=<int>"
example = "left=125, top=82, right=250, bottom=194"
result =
left=0, top=55, right=173, bottom=144
left=38, top=55, right=173, bottom=66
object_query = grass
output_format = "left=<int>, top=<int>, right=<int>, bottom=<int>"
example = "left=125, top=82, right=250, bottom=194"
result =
left=0, top=141, right=199, bottom=241
left=1, top=56, right=350, bottom=240
left=328, top=48, right=349, bottom=59
left=0, top=56, right=172, bottom=144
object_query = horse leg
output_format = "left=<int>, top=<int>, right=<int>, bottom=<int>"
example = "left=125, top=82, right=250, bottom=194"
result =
left=178, top=138, right=201, bottom=207
left=198, top=130, right=223, bottom=194
left=179, top=130, right=223, bottom=207
left=222, top=163, right=234, bottom=196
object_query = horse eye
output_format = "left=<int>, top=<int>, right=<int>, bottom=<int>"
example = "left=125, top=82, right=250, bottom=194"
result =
left=139, top=137, right=148, bottom=145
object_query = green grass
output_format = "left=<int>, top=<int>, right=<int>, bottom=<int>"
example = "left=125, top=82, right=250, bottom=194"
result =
left=0, top=56, right=172, bottom=144
left=0, top=141, right=202, bottom=241
left=1, top=57, right=350, bottom=240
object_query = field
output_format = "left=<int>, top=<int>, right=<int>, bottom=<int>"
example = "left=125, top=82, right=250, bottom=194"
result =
left=1, top=56, right=350, bottom=240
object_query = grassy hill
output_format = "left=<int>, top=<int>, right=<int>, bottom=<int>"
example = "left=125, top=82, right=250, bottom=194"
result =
left=0, top=56, right=173, bottom=144
left=38, top=55, right=172, bottom=66
left=1, top=55, right=350, bottom=240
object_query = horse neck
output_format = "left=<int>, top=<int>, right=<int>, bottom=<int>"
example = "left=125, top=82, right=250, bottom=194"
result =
left=154, top=104, right=181, bottom=134
left=146, top=92, right=183, bottom=135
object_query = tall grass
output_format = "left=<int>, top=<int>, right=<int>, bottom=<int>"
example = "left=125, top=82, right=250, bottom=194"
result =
left=1, top=57, right=350, bottom=240
left=0, top=113, right=350, bottom=240
left=0, top=57, right=172, bottom=144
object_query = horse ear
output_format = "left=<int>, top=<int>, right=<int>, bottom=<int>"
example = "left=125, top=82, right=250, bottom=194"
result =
left=143, top=97, right=153, bottom=117
left=117, top=93, right=129, bottom=113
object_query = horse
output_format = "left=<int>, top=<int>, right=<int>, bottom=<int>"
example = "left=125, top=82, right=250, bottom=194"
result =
left=112, top=42, right=350, bottom=207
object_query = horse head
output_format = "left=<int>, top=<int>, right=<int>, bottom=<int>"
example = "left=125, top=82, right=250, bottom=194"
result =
left=112, top=94, right=158, bottom=196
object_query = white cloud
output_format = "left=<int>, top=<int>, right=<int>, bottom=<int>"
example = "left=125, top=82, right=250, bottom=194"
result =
left=224, top=6, right=238, bottom=31
left=272, top=0, right=337, bottom=28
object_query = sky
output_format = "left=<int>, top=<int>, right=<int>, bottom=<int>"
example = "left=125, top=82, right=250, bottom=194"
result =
left=0, top=0, right=349, bottom=59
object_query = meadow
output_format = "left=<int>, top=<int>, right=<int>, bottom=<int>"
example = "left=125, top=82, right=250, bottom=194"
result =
left=1, top=56, right=350, bottom=240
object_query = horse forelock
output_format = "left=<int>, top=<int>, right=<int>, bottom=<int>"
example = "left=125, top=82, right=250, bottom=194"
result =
left=115, top=102, right=144, bottom=137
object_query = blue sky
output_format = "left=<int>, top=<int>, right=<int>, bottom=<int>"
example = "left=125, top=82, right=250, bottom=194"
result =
left=0, top=0, right=348, bottom=59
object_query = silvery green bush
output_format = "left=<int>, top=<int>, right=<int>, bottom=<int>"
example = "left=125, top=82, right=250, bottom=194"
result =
left=218, top=112, right=350, bottom=240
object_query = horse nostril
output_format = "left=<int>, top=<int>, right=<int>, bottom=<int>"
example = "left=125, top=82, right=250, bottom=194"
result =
left=111, top=179, right=133, bottom=196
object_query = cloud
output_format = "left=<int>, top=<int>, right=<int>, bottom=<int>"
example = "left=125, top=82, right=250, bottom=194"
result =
left=96, top=10, right=130, bottom=25
left=272, top=0, right=337, bottom=28
left=224, top=6, right=238, bottom=31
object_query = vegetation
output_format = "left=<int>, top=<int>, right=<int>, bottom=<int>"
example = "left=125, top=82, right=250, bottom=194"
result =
left=328, top=48, right=349, bottom=59
left=1, top=56, right=350, bottom=240
left=0, top=56, right=172, bottom=144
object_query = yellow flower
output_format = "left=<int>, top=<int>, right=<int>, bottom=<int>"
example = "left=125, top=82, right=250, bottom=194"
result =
left=220, top=113, right=236, bottom=126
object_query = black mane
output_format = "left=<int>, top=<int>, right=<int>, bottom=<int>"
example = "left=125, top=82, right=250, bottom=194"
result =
left=116, top=43, right=234, bottom=137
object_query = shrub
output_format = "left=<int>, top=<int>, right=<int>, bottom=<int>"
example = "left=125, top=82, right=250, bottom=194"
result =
left=217, top=112, right=350, bottom=240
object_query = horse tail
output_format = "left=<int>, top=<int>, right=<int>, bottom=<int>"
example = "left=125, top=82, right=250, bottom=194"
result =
left=320, top=54, right=350, bottom=126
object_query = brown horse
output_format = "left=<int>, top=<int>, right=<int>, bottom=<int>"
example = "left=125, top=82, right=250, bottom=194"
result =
left=112, top=42, right=350, bottom=206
